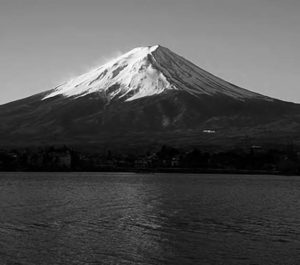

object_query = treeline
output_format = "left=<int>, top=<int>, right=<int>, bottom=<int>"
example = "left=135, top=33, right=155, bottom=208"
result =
left=0, top=145, right=299, bottom=174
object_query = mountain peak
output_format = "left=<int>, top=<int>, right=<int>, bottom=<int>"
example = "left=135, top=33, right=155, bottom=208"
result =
left=43, top=45, right=272, bottom=102
left=43, top=45, right=176, bottom=101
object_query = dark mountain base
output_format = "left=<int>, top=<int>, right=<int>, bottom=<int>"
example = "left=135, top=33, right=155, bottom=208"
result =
left=1, top=91, right=300, bottom=153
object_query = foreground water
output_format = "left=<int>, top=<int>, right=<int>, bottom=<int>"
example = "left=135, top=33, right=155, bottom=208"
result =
left=0, top=173, right=299, bottom=265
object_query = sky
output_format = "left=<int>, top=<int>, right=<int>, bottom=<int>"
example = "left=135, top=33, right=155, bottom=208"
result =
left=0, top=0, right=299, bottom=104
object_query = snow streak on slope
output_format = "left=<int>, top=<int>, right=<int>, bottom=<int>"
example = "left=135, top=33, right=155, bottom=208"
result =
left=43, top=45, right=272, bottom=102
left=151, top=47, right=272, bottom=101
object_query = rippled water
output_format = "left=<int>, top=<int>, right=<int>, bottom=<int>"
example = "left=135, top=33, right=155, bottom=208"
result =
left=0, top=173, right=299, bottom=265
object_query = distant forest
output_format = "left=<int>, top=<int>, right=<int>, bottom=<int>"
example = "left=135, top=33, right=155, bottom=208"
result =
left=0, top=144, right=300, bottom=175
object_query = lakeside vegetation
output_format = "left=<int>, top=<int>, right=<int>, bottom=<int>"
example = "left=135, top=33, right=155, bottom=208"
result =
left=0, top=144, right=300, bottom=175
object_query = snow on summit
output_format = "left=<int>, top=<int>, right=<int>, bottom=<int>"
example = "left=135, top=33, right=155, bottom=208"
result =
left=43, top=45, right=174, bottom=102
left=43, top=45, right=271, bottom=102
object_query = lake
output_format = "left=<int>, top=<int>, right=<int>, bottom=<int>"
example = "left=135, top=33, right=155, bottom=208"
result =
left=0, top=173, right=299, bottom=265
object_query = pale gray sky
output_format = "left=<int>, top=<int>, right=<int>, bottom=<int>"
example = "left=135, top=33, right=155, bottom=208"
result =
left=0, top=0, right=299, bottom=104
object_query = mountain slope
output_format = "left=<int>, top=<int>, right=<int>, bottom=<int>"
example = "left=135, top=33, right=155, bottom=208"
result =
left=1, top=45, right=300, bottom=151
left=43, top=45, right=271, bottom=102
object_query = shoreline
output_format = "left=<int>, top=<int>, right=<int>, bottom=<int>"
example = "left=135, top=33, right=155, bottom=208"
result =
left=0, top=167, right=294, bottom=176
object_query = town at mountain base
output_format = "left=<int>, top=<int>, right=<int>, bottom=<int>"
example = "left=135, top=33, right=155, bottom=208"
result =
left=1, top=144, right=300, bottom=175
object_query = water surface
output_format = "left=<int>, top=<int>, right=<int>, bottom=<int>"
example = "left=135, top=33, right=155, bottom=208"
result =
left=0, top=173, right=299, bottom=265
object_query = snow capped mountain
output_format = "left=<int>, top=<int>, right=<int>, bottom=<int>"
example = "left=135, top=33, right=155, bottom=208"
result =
left=1, top=44, right=299, bottom=150
left=43, top=45, right=272, bottom=102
